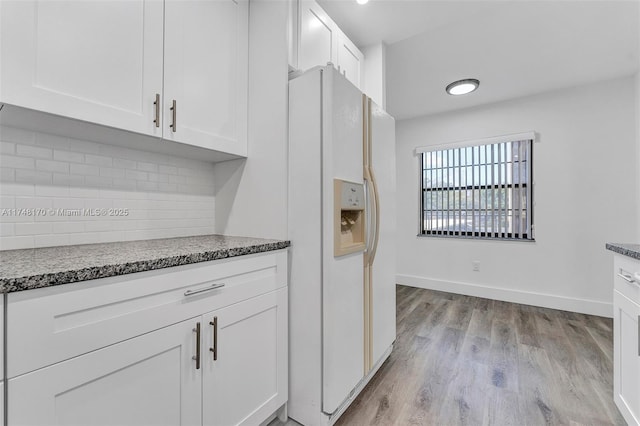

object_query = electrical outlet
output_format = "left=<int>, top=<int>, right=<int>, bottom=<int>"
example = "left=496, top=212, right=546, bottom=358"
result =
left=472, top=261, right=480, bottom=272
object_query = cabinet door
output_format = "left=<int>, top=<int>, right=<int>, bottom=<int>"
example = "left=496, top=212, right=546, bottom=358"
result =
left=8, top=319, right=202, bottom=426
left=298, top=0, right=338, bottom=71
left=0, top=0, right=164, bottom=137
left=614, top=290, right=640, bottom=426
left=164, top=0, right=249, bottom=156
left=202, top=288, right=287, bottom=426
left=336, top=31, right=364, bottom=89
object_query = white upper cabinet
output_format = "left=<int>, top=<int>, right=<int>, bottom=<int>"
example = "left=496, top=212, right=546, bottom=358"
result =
left=164, top=0, right=248, bottom=156
left=295, top=0, right=364, bottom=90
left=298, top=0, right=337, bottom=72
left=0, top=0, right=249, bottom=158
left=0, top=0, right=164, bottom=137
left=336, top=30, right=364, bottom=89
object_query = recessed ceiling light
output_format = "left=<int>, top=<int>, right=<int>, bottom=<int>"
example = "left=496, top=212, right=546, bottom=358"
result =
left=446, top=79, right=480, bottom=96
left=356, top=0, right=369, bottom=4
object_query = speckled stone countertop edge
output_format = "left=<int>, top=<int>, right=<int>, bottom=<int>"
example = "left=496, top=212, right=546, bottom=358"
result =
left=0, top=240, right=290, bottom=294
left=605, top=243, right=640, bottom=261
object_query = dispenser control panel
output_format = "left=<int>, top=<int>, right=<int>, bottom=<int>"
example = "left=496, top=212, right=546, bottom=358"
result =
left=339, top=181, right=365, bottom=210
left=334, top=179, right=366, bottom=257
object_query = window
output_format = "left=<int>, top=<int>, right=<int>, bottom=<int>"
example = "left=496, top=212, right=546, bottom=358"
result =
left=420, top=137, right=533, bottom=240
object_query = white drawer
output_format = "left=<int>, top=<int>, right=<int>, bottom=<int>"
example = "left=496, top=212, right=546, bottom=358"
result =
left=614, top=254, right=640, bottom=305
left=7, top=250, right=287, bottom=378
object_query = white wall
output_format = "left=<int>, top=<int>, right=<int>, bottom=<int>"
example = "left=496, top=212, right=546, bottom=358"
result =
left=396, top=76, right=638, bottom=317
left=213, top=0, right=289, bottom=240
left=0, top=125, right=216, bottom=250
left=637, top=71, right=640, bottom=240
left=362, top=43, right=386, bottom=109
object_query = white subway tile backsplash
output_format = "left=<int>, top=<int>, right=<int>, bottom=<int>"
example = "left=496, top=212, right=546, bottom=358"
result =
left=169, top=174, right=187, bottom=184
left=85, top=221, right=115, bottom=232
left=35, top=185, right=70, bottom=198
left=35, top=133, right=69, bottom=150
left=158, top=183, right=178, bottom=193
left=0, top=183, right=35, bottom=196
left=113, top=158, right=137, bottom=170
left=1, top=125, right=216, bottom=249
left=125, top=169, right=148, bottom=181
left=0, top=223, right=15, bottom=237
left=0, top=197, right=15, bottom=208
left=16, top=169, right=52, bottom=185
left=147, top=172, right=168, bottom=183
left=0, top=235, right=35, bottom=250
left=112, top=178, right=137, bottom=191
left=15, top=197, right=53, bottom=209
left=16, top=144, right=53, bottom=159
left=70, top=163, right=100, bottom=176
left=67, top=138, right=101, bottom=154
left=34, top=234, right=70, bottom=248
left=0, top=127, right=35, bottom=144
left=1, top=155, right=35, bottom=169
left=53, top=173, right=84, bottom=186
left=1, top=168, right=15, bottom=182
left=36, top=159, right=70, bottom=174
left=53, top=221, right=85, bottom=234
left=15, top=222, right=53, bottom=236
left=54, top=150, right=84, bottom=163
left=158, top=164, right=178, bottom=175
left=85, top=154, right=113, bottom=167
left=99, top=167, right=125, bottom=179
left=84, top=175, right=112, bottom=187
left=1, top=141, right=15, bottom=154
left=137, top=181, right=158, bottom=192
left=137, top=161, right=158, bottom=172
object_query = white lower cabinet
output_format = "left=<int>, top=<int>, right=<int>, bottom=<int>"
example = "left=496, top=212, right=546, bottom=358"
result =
left=5, top=251, right=288, bottom=426
left=613, top=254, right=640, bottom=426
left=203, top=288, right=288, bottom=426
left=614, top=290, right=640, bottom=426
left=8, top=319, right=201, bottom=426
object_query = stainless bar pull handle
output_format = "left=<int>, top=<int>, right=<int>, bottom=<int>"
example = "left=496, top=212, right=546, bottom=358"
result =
left=184, top=283, right=225, bottom=297
left=193, top=322, right=201, bottom=370
left=209, top=316, right=218, bottom=361
left=617, top=271, right=640, bottom=288
left=153, top=93, right=160, bottom=128
left=618, top=273, right=635, bottom=283
left=638, top=315, right=639, bottom=357
left=170, top=99, right=177, bottom=132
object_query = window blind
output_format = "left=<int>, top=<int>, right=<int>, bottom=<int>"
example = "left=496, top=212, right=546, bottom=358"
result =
left=420, top=139, right=533, bottom=240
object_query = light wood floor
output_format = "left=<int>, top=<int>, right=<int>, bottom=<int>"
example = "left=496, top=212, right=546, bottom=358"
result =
left=335, top=285, right=625, bottom=426
left=273, top=285, right=624, bottom=426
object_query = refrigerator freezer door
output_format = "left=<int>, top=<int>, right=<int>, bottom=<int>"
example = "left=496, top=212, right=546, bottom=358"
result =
left=369, top=100, right=397, bottom=366
left=322, top=67, right=365, bottom=415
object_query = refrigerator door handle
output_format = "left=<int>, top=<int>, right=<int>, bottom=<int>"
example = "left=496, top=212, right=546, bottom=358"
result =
left=364, top=177, right=373, bottom=254
left=369, top=168, right=381, bottom=264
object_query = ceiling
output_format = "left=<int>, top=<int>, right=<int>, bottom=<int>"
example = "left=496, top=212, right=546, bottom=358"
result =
left=316, top=0, right=640, bottom=120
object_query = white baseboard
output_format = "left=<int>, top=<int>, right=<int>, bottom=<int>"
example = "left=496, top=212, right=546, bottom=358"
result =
left=396, top=274, right=613, bottom=318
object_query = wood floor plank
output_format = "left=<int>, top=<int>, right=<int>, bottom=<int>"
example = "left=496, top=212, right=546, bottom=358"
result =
left=332, top=286, right=623, bottom=426
left=560, top=319, right=613, bottom=386
left=488, top=319, right=520, bottom=393
left=482, top=387, right=521, bottom=426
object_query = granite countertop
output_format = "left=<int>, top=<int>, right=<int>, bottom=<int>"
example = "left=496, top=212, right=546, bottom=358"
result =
left=0, top=235, right=290, bottom=293
left=605, top=243, right=640, bottom=261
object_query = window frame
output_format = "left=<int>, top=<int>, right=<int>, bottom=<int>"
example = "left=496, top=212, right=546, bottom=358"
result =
left=418, top=138, right=534, bottom=241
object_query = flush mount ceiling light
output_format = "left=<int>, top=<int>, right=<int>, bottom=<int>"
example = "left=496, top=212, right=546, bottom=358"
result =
left=446, top=79, right=480, bottom=96
left=356, top=0, right=369, bottom=4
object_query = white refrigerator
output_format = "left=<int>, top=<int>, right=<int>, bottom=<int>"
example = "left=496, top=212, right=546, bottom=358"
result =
left=288, top=65, right=397, bottom=426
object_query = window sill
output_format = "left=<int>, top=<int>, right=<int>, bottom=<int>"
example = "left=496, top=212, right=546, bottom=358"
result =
left=416, top=233, right=535, bottom=243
